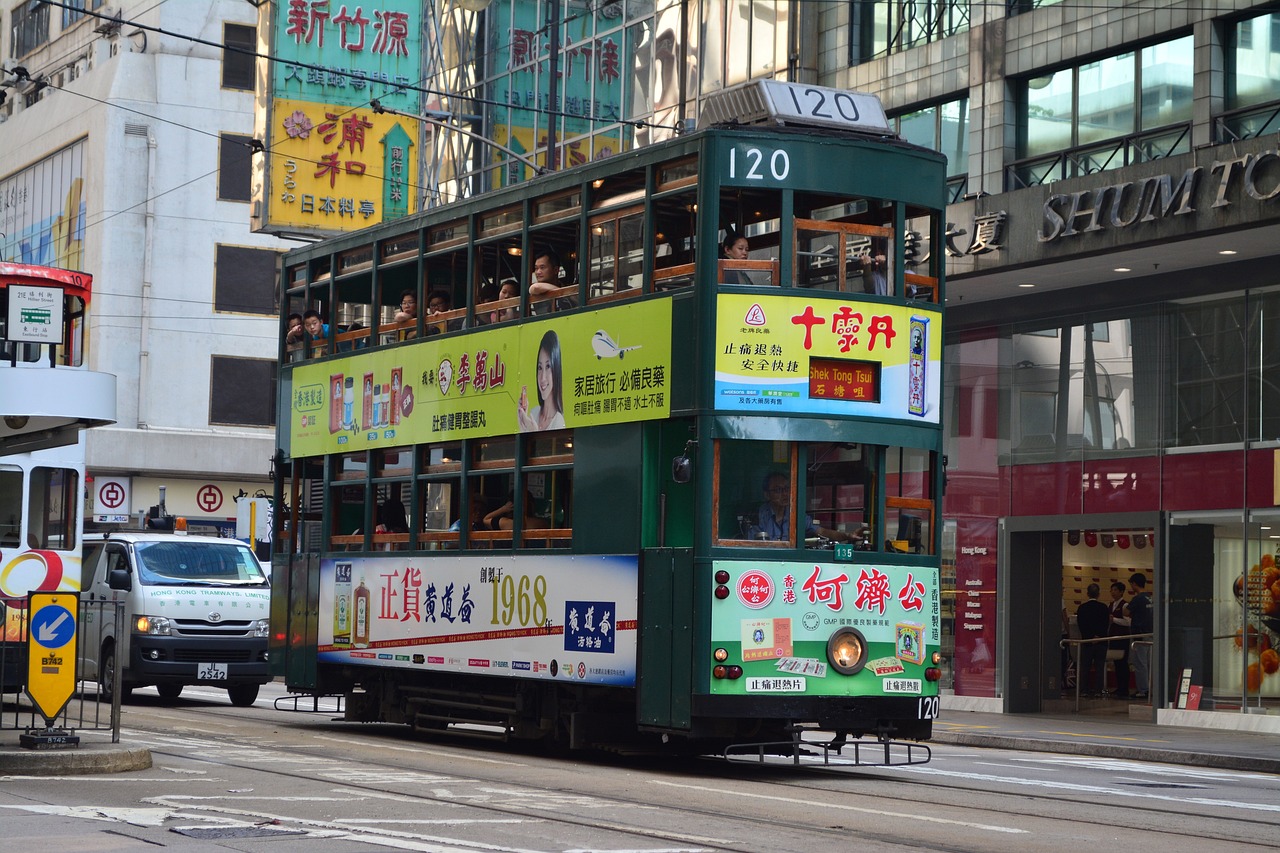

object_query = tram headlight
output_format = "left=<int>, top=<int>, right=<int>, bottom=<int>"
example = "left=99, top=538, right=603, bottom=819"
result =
left=826, top=626, right=868, bottom=675
left=714, top=570, right=730, bottom=584
left=932, top=652, right=942, bottom=665
left=713, top=665, right=727, bottom=679
left=714, top=585, right=730, bottom=600
left=714, top=648, right=729, bottom=662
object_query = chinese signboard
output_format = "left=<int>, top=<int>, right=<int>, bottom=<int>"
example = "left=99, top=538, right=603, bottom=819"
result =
left=710, top=559, right=940, bottom=697
left=316, top=554, right=638, bottom=687
left=490, top=0, right=627, bottom=183
left=261, top=1, right=422, bottom=235
left=714, top=294, right=942, bottom=423
left=288, top=300, right=672, bottom=457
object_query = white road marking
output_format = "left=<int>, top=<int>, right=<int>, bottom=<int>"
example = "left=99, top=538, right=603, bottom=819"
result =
left=310, top=733, right=529, bottom=766
left=895, top=765, right=1280, bottom=812
left=651, top=781, right=1026, bottom=834
left=337, top=819, right=536, bottom=825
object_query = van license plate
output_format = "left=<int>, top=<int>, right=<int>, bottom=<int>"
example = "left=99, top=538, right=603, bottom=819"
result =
left=199, top=663, right=228, bottom=680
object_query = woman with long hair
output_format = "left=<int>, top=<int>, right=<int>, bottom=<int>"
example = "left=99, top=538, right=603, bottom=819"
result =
left=517, top=329, right=565, bottom=431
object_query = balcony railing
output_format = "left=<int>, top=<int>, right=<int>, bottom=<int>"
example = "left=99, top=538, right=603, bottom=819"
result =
left=1006, top=122, right=1192, bottom=190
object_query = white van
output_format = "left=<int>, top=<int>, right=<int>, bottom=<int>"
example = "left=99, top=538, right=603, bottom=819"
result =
left=80, top=530, right=272, bottom=706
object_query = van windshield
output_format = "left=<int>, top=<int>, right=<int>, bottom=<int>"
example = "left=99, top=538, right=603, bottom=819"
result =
left=133, top=541, right=268, bottom=586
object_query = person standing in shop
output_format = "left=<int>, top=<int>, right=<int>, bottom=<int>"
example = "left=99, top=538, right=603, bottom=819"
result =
left=1076, top=583, right=1111, bottom=698
left=1126, top=573, right=1154, bottom=700
left=1107, top=580, right=1132, bottom=698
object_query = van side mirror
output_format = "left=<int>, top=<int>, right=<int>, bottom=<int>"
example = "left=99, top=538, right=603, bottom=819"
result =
left=108, top=567, right=131, bottom=591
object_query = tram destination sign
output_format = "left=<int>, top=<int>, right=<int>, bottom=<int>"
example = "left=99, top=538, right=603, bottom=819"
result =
left=5, top=285, right=63, bottom=344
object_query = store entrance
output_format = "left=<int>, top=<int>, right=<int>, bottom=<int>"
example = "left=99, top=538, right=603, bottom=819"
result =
left=1005, top=522, right=1158, bottom=714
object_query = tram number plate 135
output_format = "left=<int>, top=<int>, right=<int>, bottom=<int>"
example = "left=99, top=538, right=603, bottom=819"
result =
left=918, top=696, right=940, bottom=719
left=199, top=663, right=229, bottom=681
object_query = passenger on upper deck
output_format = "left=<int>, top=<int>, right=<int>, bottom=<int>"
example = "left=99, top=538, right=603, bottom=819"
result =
left=483, top=490, right=549, bottom=531
left=426, top=289, right=462, bottom=334
left=300, top=309, right=329, bottom=342
left=517, top=329, right=565, bottom=432
left=285, top=312, right=304, bottom=344
left=394, top=290, right=417, bottom=323
left=531, top=248, right=574, bottom=313
left=748, top=472, right=861, bottom=544
left=858, top=249, right=889, bottom=296
left=492, top=278, right=520, bottom=323
left=719, top=229, right=752, bottom=285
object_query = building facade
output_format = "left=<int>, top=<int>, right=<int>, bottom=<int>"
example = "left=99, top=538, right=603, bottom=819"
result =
left=2, top=1, right=291, bottom=531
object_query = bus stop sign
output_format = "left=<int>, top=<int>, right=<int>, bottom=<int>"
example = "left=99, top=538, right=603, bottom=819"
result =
left=25, top=591, right=79, bottom=723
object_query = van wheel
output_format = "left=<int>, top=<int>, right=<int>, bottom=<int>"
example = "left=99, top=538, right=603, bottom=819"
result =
left=227, top=684, right=259, bottom=707
left=156, top=684, right=183, bottom=701
left=101, top=645, right=133, bottom=702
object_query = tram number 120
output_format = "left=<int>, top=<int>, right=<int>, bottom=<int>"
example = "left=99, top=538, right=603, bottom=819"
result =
left=728, top=147, right=791, bottom=182
left=918, top=696, right=940, bottom=720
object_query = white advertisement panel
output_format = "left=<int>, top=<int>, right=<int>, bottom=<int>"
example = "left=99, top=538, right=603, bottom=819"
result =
left=318, top=554, right=637, bottom=687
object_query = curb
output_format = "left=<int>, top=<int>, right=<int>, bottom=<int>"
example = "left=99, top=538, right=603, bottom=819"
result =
left=930, top=731, right=1280, bottom=775
left=0, top=745, right=152, bottom=775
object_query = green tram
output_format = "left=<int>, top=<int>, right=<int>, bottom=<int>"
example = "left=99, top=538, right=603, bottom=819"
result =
left=272, top=82, right=948, bottom=763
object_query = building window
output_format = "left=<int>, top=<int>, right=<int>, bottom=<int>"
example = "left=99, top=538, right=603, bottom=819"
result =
left=11, top=0, right=50, bottom=57
left=214, top=244, right=280, bottom=315
left=893, top=97, right=969, bottom=201
left=1011, top=35, right=1193, bottom=188
left=210, top=356, right=276, bottom=427
left=1223, top=12, right=1280, bottom=140
left=223, top=23, right=256, bottom=91
left=218, top=133, right=254, bottom=202
left=852, top=1, right=968, bottom=64
left=62, top=0, right=86, bottom=28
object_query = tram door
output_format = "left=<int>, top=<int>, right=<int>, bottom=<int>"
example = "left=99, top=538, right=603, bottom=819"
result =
left=1004, top=531, right=1065, bottom=713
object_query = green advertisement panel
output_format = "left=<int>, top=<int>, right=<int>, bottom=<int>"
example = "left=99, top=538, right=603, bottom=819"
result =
left=710, top=560, right=940, bottom=698
left=715, top=294, right=942, bottom=423
left=290, top=301, right=671, bottom=456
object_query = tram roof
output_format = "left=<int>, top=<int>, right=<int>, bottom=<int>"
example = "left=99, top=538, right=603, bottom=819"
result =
left=280, top=124, right=947, bottom=265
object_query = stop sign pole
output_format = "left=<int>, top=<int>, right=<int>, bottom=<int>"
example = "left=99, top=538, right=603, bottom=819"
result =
left=22, top=590, right=81, bottom=749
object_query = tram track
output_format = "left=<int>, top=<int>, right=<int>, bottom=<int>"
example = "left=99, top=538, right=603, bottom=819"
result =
left=111, top=693, right=1280, bottom=853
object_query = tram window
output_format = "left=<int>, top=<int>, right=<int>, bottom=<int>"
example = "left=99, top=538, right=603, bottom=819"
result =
left=468, top=473, right=514, bottom=549
left=27, top=467, right=77, bottom=551
left=534, top=189, right=581, bottom=223
left=0, top=468, right=22, bottom=546
left=472, top=436, right=515, bottom=468
left=474, top=240, right=524, bottom=320
left=587, top=209, right=644, bottom=302
left=421, top=441, right=462, bottom=473
left=885, top=446, right=934, bottom=555
left=375, top=447, right=412, bottom=478
left=381, top=233, right=418, bottom=264
left=804, top=443, right=875, bottom=552
left=336, top=452, right=367, bottom=480
left=523, top=431, right=572, bottom=549
left=330, top=481, right=367, bottom=549
left=652, top=189, right=697, bottom=289
left=419, top=478, right=460, bottom=549
left=713, top=439, right=793, bottom=545
left=795, top=220, right=893, bottom=295
left=590, top=168, right=646, bottom=210
left=657, top=157, right=699, bottom=190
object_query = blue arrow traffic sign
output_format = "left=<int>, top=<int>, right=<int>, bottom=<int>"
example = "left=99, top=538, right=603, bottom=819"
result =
left=32, top=604, right=75, bottom=649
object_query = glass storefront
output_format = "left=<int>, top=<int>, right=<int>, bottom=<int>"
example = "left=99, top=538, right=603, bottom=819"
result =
left=945, top=287, right=1280, bottom=717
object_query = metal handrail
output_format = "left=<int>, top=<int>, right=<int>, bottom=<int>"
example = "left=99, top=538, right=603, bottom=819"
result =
left=1060, top=632, right=1152, bottom=711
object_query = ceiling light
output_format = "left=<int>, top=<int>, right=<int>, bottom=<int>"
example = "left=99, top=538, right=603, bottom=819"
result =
left=1114, top=267, right=1131, bottom=272
left=1018, top=283, right=1035, bottom=288
left=1219, top=249, right=1237, bottom=255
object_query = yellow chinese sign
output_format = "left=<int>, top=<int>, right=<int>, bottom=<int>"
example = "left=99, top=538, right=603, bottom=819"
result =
left=267, top=98, right=418, bottom=232
left=290, top=301, right=672, bottom=457
left=714, top=294, right=942, bottom=423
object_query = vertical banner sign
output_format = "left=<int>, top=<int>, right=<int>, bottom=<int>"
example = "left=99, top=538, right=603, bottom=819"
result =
left=263, top=0, right=422, bottom=236
left=25, top=591, right=79, bottom=723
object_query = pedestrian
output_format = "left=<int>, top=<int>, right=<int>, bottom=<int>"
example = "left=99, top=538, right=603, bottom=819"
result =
left=1107, top=580, right=1131, bottom=697
left=1126, top=572, right=1153, bottom=700
left=1076, top=583, right=1110, bottom=697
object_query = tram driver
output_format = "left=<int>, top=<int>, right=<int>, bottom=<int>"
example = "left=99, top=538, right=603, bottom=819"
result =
left=747, top=472, right=863, bottom=545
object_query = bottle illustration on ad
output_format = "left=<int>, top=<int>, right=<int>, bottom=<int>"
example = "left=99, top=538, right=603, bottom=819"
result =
left=333, top=562, right=353, bottom=645
left=353, top=575, right=371, bottom=648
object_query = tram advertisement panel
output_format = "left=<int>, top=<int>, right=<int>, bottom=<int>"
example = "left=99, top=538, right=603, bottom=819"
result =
left=714, top=294, right=941, bottom=423
left=710, top=560, right=940, bottom=697
left=1, top=548, right=80, bottom=643
left=289, top=301, right=671, bottom=456
left=316, top=554, right=638, bottom=686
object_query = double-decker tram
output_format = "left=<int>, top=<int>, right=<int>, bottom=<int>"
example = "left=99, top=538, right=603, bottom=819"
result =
left=273, top=82, right=947, bottom=763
